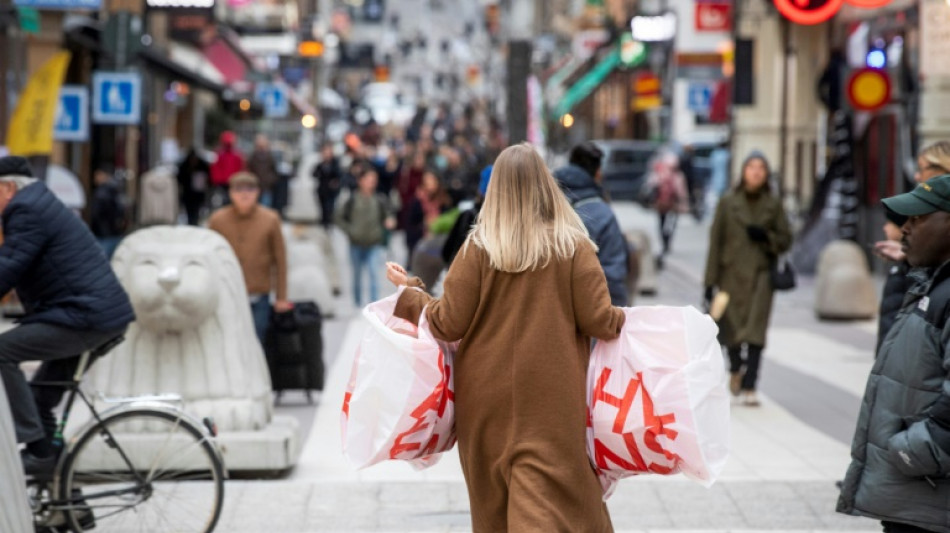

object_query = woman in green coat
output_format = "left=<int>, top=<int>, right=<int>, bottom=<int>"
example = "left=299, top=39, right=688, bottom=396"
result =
left=703, top=151, right=792, bottom=406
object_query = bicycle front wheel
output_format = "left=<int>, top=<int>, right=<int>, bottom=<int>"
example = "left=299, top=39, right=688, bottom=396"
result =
left=59, top=408, right=225, bottom=533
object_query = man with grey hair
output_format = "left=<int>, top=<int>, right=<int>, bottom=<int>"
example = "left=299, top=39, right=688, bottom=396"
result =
left=0, top=156, right=134, bottom=477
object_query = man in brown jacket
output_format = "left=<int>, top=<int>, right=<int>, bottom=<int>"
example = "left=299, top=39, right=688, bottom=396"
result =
left=208, top=171, right=291, bottom=343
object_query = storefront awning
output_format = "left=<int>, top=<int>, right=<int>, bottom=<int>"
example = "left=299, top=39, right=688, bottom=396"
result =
left=139, top=44, right=227, bottom=94
left=551, top=48, right=620, bottom=119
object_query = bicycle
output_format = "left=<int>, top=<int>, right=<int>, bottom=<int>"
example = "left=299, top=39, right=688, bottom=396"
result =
left=26, top=335, right=227, bottom=532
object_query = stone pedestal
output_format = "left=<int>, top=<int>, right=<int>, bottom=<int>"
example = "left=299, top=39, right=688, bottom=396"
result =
left=73, top=226, right=301, bottom=472
left=814, top=240, right=878, bottom=320
left=284, top=153, right=320, bottom=223
left=284, top=223, right=337, bottom=314
left=0, top=380, right=32, bottom=533
left=627, top=230, right=657, bottom=296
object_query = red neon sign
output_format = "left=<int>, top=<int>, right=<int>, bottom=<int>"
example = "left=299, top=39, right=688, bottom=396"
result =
left=773, top=0, right=844, bottom=25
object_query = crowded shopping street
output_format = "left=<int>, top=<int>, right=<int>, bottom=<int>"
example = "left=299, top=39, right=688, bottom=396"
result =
left=1, top=0, right=948, bottom=532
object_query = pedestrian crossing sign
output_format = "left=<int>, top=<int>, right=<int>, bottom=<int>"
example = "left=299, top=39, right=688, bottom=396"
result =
left=92, top=71, right=142, bottom=125
left=54, top=86, right=89, bottom=142
left=255, top=83, right=289, bottom=119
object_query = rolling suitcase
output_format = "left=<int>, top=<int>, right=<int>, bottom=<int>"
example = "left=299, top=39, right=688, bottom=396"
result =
left=265, top=301, right=325, bottom=403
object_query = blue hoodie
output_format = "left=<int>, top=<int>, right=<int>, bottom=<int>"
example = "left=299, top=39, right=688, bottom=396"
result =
left=554, top=164, right=629, bottom=306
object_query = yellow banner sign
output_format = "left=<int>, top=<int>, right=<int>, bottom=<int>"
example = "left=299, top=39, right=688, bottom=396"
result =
left=6, top=51, right=72, bottom=156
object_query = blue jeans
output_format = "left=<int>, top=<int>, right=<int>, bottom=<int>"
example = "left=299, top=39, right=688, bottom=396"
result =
left=349, top=245, right=383, bottom=307
left=250, top=296, right=271, bottom=344
left=260, top=191, right=273, bottom=208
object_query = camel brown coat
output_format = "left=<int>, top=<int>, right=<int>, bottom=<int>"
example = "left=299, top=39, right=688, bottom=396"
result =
left=395, top=238, right=625, bottom=532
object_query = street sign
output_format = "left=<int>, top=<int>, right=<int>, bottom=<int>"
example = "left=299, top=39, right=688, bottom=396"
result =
left=13, top=0, right=100, bottom=9
left=255, top=83, right=289, bottom=118
left=695, top=3, right=731, bottom=32
left=687, top=82, right=713, bottom=113
left=847, top=68, right=891, bottom=112
left=773, top=0, right=843, bottom=25
left=54, top=86, right=89, bottom=142
left=92, top=72, right=142, bottom=125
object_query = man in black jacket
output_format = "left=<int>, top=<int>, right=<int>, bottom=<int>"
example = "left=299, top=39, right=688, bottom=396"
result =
left=0, top=157, right=135, bottom=476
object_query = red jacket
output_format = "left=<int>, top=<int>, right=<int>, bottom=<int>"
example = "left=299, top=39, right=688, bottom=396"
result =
left=211, top=148, right=244, bottom=186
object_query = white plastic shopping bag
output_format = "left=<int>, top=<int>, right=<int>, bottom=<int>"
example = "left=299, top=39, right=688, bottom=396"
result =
left=587, top=306, right=730, bottom=498
left=341, top=287, right=457, bottom=469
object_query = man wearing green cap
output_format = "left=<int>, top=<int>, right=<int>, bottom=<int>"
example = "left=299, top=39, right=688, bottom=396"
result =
left=838, top=175, right=950, bottom=533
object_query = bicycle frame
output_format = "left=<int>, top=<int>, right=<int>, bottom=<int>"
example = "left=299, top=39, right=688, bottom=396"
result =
left=30, top=350, right=227, bottom=514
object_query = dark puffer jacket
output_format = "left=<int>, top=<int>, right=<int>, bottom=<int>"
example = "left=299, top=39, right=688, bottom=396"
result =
left=837, top=261, right=950, bottom=532
left=0, top=182, right=134, bottom=331
left=553, top=164, right=628, bottom=306
left=876, top=261, right=911, bottom=355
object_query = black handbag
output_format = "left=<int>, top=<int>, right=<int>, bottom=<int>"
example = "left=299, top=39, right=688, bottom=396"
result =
left=770, top=255, right=797, bottom=291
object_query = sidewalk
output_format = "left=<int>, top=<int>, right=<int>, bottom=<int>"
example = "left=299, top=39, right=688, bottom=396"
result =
left=211, top=203, right=882, bottom=532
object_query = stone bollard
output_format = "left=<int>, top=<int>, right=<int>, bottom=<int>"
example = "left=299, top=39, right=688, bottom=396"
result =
left=74, top=226, right=300, bottom=472
left=627, top=229, right=657, bottom=296
left=814, top=240, right=878, bottom=320
left=0, top=380, right=32, bottom=533
left=284, top=224, right=336, bottom=315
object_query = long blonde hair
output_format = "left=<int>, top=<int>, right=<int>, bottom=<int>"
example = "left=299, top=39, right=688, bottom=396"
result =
left=468, top=143, right=594, bottom=272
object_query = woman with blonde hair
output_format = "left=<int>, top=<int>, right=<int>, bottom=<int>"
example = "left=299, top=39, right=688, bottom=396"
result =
left=385, top=143, right=624, bottom=532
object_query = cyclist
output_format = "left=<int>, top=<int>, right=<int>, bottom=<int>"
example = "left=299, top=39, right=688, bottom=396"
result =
left=0, top=156, right=134, bottom=477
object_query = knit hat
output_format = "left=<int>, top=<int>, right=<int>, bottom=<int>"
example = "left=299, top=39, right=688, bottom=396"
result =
left=0, top=156, right=34, bottom=178
left=741, top=150, right=771, bottom=175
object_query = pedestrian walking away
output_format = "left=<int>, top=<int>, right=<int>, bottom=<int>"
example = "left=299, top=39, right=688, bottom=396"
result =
left=0, top=156, right=134, bottom=478
left=554, top=141, right=630, bottom=306
left=703, top=150, right=792, bottom=406
left=384, top=143, right=625, bottom=532
left=208, top=171, right=291, bottom=344
left=837, top=173, right=950, bottom=533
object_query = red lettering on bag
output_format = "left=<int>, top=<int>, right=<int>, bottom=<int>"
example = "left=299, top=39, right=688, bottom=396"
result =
left=590, top=368, right=681, bottom=474
left=342, top=392, right=351, bottom=417
left=389, top=349, right=455, bottom=459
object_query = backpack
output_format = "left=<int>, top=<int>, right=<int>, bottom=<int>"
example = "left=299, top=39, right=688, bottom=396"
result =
left=342, top=194, right=391, bottom=245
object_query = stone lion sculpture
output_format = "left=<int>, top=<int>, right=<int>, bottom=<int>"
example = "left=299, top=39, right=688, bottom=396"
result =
left=83, top=226, right=273, bottom=432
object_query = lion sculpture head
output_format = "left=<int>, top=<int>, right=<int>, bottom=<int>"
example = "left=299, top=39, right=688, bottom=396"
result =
left=83, top=226, right=273, bottom=432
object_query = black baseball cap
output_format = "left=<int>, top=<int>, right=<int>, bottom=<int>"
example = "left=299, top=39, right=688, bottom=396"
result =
left=883, top=174, right=950, bottom=217
left=0, top=156, right=33, bottom=177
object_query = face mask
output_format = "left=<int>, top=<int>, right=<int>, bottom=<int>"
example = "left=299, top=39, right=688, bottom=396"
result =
left=434, top=155, right=448, bottom=171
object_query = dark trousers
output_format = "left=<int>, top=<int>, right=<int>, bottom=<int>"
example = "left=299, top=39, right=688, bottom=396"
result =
left=0, top=323, right=124, bottom=444
left=882, top=521, right=932, bottom=533
left=318, top=190, right=338, bottom=228
left=658, top=212, right=678, bottom=254
left=727, top=344, right=763, bottom=391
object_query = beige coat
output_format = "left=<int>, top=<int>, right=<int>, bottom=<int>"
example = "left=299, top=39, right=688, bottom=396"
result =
left=395, top=239, right=625, bottom=532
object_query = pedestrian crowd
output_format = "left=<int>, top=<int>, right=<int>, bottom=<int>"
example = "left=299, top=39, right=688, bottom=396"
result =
left=2, top=94, right=949, bottom=533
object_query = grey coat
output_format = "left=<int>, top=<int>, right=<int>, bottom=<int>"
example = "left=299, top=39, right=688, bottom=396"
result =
left=837, top=261, right=950, bottom=532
